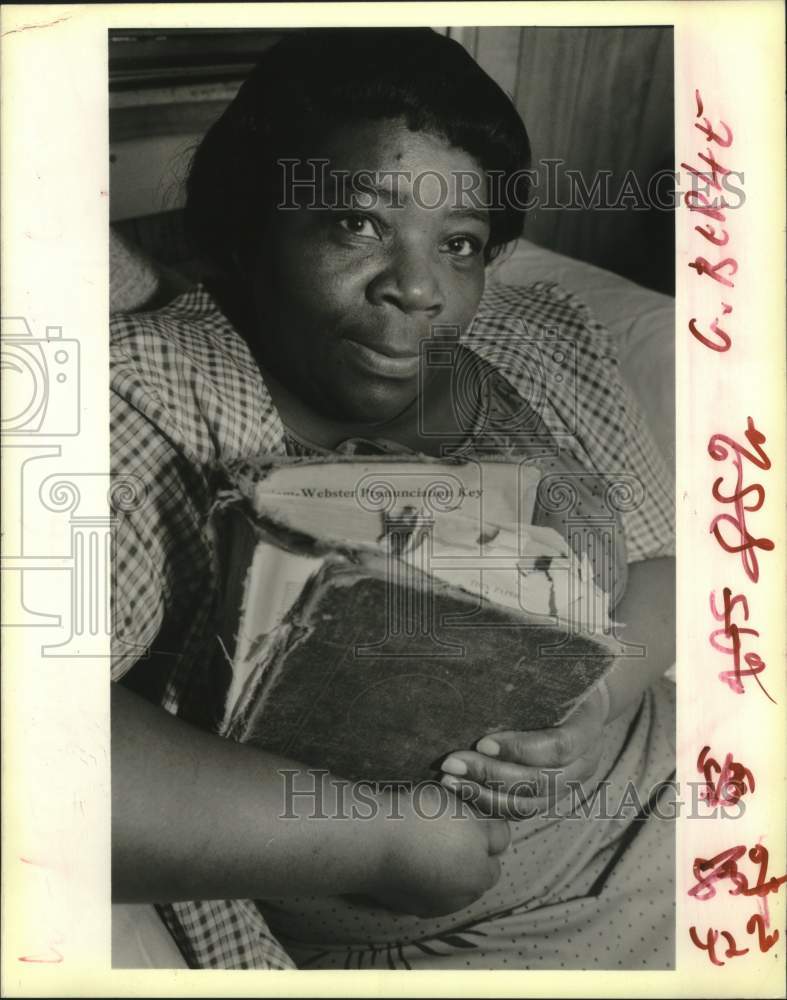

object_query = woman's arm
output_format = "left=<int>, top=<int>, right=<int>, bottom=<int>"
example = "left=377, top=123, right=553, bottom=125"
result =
left=601, top=555, right=675, bottom=720
left=439, top=555, right=675, bottom=815
left=110, top=320, right=510, bottom=915
left=112, top=683, right=510, bottom=913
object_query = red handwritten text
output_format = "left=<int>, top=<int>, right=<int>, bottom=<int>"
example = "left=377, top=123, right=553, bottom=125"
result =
left=685, top=90, right=739, bottom=351
left=708, top=417, right=773, bottom=583
left=709, top=588, right=774, bottom=702
left=689, top=925, right=748, bottom=966
left=689, top=844, right=785, bottom=965
left=689, top=843, right=787, bottom=901
left=690, top=909, right=780, bottom=967
left=696, top=745, right=755, bottom=806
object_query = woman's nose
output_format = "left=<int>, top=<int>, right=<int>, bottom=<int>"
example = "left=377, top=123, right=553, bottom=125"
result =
left=366, top=245, right=444, bottom=316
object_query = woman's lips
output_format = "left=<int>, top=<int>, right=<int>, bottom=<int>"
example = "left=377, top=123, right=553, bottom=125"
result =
left=343, top=338, right=421, bottom=379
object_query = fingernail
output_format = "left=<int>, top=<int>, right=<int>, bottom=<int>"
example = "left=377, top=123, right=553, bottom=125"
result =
left=477, top=738, right=500, bottom=757
left=441, top=756, right=468, bottom=776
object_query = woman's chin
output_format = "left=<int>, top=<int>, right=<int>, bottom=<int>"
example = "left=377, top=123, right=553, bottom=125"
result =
left=326, top=383, right=419, bottom=427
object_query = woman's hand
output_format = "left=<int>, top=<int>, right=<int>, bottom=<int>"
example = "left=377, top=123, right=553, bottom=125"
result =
left=367, top=783, right=511, bottom=917
left=436, top=556, right=676, bottom=823
left=438, top=687, right=609, bottom=820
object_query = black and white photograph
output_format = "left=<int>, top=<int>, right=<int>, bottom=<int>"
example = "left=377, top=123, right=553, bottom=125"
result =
left=2, top=5, right=784, bottom=996
left=108, top=25, right=677, bottom=971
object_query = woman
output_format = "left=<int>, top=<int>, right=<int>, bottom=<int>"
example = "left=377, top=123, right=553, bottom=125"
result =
left=111, top=28, right=676, bottom=970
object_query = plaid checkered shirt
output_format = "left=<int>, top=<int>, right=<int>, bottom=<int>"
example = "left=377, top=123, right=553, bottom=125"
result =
left=110, top=278, right=675, bottom=969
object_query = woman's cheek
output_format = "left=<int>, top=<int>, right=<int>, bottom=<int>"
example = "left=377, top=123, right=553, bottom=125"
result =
left=446, top=269, right=485, bottom=325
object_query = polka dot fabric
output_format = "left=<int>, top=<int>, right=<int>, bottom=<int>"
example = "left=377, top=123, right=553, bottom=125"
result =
left=263, top=680, right=675, bottom=970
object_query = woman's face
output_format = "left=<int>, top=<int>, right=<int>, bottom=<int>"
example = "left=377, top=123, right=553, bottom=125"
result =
left=251, top=119, right=490, bottom=424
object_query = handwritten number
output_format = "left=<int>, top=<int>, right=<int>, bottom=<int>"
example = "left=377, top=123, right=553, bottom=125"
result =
left=697, top=746, right=755, bottom=806
left=747, top=914, right=779, bottom=953
left=708, top=418, right=773, bottom=587
left=690, top=926, right=725, bottom=965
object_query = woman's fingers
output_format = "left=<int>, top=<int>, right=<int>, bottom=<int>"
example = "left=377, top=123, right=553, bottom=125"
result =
left=442, top=751, right=543, bottom=793
left=441, top=761, right=605, bottom=820
left=441, top=723, right=592, bottom=778
left=442, top=774, right=546, bottom=820
left=441, top=747, right=600, bottom=799
left=472, top=695, right=607, bottom=769
left=439, top=693, right=608, bottom=818
left=477, top=729, right=574, bottom=768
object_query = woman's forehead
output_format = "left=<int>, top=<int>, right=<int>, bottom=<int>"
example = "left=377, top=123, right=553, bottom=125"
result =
left=289, top=118, right=489, bottom=212
left=314, top=119, right=479, bottom=168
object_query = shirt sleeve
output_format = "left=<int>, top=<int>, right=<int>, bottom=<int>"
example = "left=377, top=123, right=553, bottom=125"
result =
left=470, top=280, right=676, bottom=568
left=563, top=288, right=675, bottom=565
left=614, top=373, right=676, bottom=563
left=110, top=386, right=216, bottom=688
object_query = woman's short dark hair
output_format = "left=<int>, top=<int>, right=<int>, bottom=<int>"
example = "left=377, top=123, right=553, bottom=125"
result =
left=185, top=27, right=532, bottom=279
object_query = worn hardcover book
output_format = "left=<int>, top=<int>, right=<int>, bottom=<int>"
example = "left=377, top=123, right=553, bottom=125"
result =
left=216, top=455, right=618, bottom=784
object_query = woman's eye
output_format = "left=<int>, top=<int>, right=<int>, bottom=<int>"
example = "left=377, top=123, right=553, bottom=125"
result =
left=442, top=235, right=482, bottom=258
left=337, top=214, right=379, bottom=239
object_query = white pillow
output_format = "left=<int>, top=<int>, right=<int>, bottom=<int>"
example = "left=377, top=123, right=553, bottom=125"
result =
left=110, top=228, right=162, bottom=314
left=112, top=903, right=186, bottom=968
